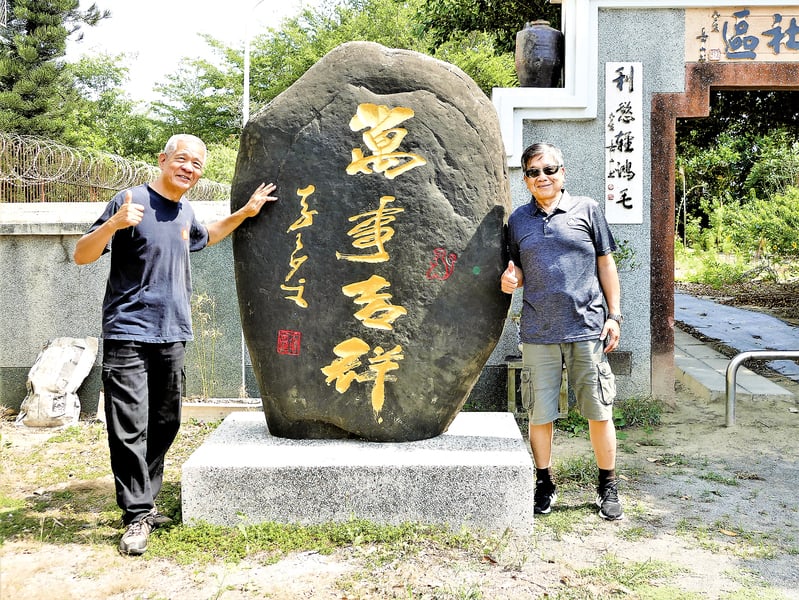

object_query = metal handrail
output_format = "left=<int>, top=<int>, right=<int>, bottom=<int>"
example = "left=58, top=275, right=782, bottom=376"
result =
left=725, top=350, right=799, bottom=426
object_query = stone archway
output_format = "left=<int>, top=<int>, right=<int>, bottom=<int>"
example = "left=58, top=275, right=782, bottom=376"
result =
left=650, top=62, right=799, bottom=399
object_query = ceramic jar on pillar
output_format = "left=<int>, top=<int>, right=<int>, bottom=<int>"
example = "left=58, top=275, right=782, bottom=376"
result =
left=514, top=20, right=564, bottom=87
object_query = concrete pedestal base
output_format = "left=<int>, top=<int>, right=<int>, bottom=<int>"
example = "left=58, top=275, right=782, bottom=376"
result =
left=181, top=411, right=534, bottom=533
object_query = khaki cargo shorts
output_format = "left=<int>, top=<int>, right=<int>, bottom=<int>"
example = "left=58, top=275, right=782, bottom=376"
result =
left=520, top=339, right=617, bottom=425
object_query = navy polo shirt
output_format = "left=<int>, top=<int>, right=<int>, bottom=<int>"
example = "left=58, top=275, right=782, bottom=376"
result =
left=88, top=184, right=209, bottom=343
left=507, top=191, right=617, bottom=344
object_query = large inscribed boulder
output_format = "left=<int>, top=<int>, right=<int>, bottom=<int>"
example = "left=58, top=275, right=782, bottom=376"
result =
left=231, top=41, right=511, bottom=441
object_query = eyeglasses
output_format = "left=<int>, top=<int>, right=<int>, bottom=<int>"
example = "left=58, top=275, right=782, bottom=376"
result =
left=524, top=164, right=562, bottom=178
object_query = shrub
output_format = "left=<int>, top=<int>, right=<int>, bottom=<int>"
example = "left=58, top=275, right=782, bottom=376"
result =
left=731, top=186, right=799, bottom=259
left=613, top=396, right=662, bottom=429
left=692, top=255, right=748, bottom=288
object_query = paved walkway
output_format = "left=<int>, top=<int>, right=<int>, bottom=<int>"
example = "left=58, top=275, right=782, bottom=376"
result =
left=674, top=292, right=799, bottom=403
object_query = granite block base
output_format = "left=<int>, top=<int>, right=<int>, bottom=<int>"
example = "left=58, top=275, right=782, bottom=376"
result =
left=181, top=411, right=534, bottom=533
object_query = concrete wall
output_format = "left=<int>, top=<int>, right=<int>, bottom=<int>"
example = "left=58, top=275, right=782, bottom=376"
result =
left=489, top=8, right=687, bottom=400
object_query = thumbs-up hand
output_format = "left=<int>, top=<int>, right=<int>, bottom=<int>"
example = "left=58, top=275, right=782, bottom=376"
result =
left=501, top=260, right=521, bottom=294
left=114, top=189, right=144, bottom=230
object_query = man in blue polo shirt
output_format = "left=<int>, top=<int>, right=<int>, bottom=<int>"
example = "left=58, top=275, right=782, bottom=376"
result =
left=74, top=134, right=277, bottom=554
left=501, top=142, right=623, bottom=521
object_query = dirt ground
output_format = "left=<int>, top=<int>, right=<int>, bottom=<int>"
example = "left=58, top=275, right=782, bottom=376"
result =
left=2, top=385, right=798, bottom=599
left=2, top=284, right=798, bottom=599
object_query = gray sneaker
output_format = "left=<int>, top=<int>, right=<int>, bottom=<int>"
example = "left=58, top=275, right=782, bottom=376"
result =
left=596, top=479, right=624, bottom=521
left=119, top=518, right=153, bottom=555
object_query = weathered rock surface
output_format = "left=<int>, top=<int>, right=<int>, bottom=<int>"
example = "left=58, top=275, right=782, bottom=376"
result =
left=231, top=41, right=511, bottom=441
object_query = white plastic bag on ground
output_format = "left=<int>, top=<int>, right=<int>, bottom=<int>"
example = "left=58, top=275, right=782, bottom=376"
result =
left=16, top=337, right=99, bottom=428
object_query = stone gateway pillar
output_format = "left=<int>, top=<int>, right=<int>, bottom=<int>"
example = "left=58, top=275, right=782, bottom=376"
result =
left=231, top=42, right=511, bottom=442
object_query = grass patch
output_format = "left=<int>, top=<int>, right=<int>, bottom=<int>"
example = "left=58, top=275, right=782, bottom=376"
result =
left=0, top=418, right=503, bottom=569
left=650, top=453, right=702, bottom=468
left=577, top=554, right=685, bottom=593
left=699, top=471, right=740, bottom=486
left=720, top=568, right=794, bottom=599
left=2, top=423, right=112, bottom=488
left=616, top=524, right=653, bottom=542
left=533, top=456, right=603, bottom=539
left=675, top=517, right=781, bottom=559
left=150, top=518, right=483, bottom=565
left=554, top=409, right=589, bottom=436
left=2, top=408, right=795, bottom=598
left=614, top=396, right=663, bottom=429
left=555, top=396, right=663, bottom=439
left=533, top=503, right=594, bottom=539
left=0, top=419, right=216, bottom=547
left=0, top=494, right=26, bottom=511
left=556, top=455, right=599, bottom=488
left=636, top=436, right=665, bottom=447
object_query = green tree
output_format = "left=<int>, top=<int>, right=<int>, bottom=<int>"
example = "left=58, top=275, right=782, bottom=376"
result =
left=723, top=186, right=799, bottom=260
left=743, top=129, right=799, bottom=199
left=151, top=35, right=243, bottom=146
left=677, top=130, right=744, bottom=224
left=152, top=0, right=517, bottom=142
left=678, top=90, right=799, bottom=149
left=152, top=0, right=434, bottom=141
left=676, top=90, right=799, bottom=236
left=63, top=52, right=165, bottom=161
left=434, top=30, right=518, bottom=91
left=203, top=142, right=238, bottom=184
left=414, top=0, right=560, bottom=54
left=677, top=93, right=799, bottom=258
left=0, top=0, right=108, bottom=138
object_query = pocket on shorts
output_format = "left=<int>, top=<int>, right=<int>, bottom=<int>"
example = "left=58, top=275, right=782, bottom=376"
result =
left=597, top=361, right=616, bottom=406
left=520, top=367, right=533, bottom=411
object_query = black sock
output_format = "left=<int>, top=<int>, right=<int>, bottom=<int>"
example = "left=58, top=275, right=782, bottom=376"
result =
left=536, top=467, right=553, bottom=485
left=598, top=468, right=616, bottom=486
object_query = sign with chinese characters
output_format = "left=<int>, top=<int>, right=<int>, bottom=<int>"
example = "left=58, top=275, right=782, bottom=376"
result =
left=686, top=8, right=799, bottom=62
left=230, top=41, right=511, bottom=442
left=604, top=62, right=643, bottom=225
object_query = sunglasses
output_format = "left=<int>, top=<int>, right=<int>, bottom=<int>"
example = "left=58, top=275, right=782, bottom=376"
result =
left=524, top=164, right=562, bottom=178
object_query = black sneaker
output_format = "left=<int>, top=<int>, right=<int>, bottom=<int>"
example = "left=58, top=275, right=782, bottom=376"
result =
left=596, top=479, right=624, bottom=521
left=534, top=481, right=558, bottom=514
left=119, top=518, right=153, bottom=555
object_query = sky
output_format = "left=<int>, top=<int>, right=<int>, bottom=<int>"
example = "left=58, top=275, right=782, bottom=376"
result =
left=66, top=0, right=322, bottom=103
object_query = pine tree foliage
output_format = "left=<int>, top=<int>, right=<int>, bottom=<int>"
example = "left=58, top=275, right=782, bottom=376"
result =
left=0, top=0, right=108, bottom=137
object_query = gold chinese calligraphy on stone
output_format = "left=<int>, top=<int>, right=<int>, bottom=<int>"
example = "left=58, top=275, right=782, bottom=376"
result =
left=287, top=185, right=318, bottom=232
left=282, top=186, right=317, bottom=308
left=336, top=195, right=404, bottom=263
left=284, top=233, right=308, bottom=283
left=342, top=274, right=407, bottom=330
left=347, top=103, right=427, bottom=179
left=321, top=337, right=404, bottom=419
left=323, top=101, right=422, bottom=423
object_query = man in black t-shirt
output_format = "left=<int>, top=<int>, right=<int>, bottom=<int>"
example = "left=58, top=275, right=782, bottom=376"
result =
left=74, top=134, right=277, bottom=555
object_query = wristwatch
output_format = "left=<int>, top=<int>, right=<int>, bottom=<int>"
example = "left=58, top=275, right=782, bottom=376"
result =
left=607, top=313, right=624, bottom=325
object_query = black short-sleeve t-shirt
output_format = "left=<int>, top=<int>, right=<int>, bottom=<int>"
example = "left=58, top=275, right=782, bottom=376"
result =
left=88, top=184, right=209, bottom=343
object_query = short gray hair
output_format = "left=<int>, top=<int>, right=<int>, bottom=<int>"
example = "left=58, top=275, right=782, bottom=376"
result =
left=521, top=142, right=564, bottom=169
left=162, top=134, right=207, bottom=158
